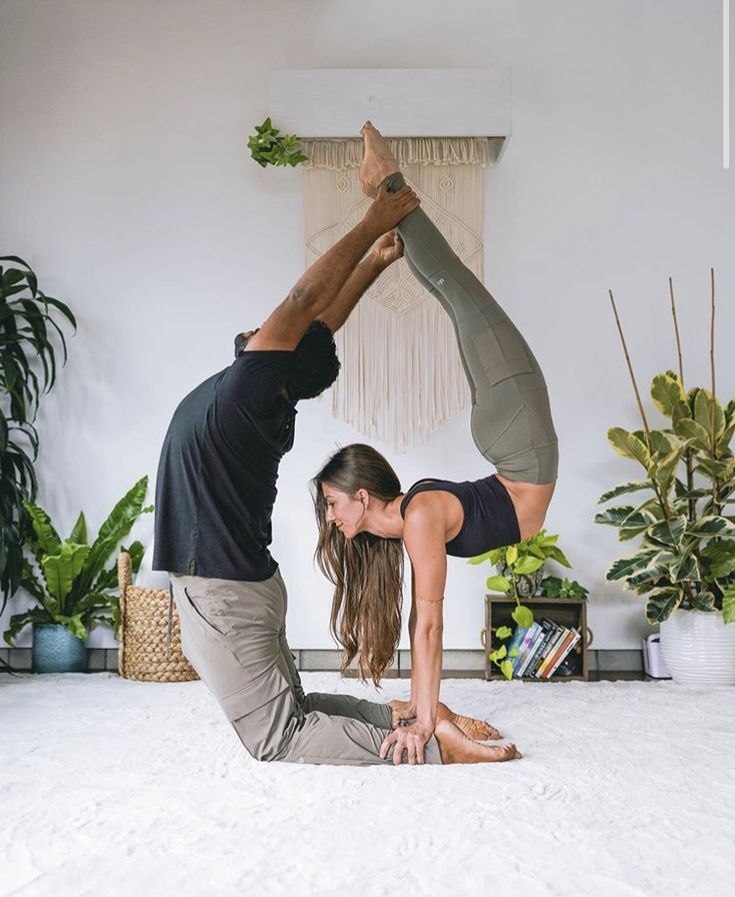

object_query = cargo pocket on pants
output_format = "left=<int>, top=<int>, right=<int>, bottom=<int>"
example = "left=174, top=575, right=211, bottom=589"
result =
left=220, top=665, right=293, bottom=761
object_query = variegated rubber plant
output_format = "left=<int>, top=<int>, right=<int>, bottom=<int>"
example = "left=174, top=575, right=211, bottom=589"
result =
left=597, top=273, right=735, bottom=625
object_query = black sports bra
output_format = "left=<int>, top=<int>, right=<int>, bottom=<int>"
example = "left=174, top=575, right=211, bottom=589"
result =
left=399, top=475, right=521, bottom=557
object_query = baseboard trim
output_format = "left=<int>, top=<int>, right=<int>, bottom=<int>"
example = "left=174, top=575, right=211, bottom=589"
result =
left=0, top=647, right=644, bottom=675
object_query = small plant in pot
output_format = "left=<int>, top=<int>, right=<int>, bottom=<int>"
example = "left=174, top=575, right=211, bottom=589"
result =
left=597, top=273, right=735, bottom=685
left=3, top=476, right=151, bottom=672
left=469, top=530, right=575, bottom=679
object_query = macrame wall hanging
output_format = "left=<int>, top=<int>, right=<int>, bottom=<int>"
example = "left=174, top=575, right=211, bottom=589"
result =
left=301, top=137, right=492, bottom=452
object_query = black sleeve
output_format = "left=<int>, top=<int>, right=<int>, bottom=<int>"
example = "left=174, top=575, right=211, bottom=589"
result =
left=217, top=350, right=293, bottom=413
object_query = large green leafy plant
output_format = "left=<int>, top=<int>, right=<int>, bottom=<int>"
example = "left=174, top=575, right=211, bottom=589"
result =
left=1, top=256, right=75, bottom=608
left=596, top=273, right=735, bottom=625
left=3, top=476, right=151, bottom=645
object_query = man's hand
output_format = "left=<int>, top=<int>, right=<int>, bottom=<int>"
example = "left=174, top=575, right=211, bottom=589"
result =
left=379, top=720, right=433, bottom=766
left=387, top=699, right=416, bottom=728
left=370, top=231, right=404, bottom=269
left=362, top=182, right=420, bottom=238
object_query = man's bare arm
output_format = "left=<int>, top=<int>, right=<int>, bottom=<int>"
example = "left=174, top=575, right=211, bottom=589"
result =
left=317, top=232, right=403, bottom=334
left=247, top=187, right=418, bottom=352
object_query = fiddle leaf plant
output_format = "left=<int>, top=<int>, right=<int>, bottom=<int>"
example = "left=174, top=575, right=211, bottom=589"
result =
left=1, top=256, right=76, bottom=608
left=3, top=476, right=151, bottom=646
left=600, top=274, right=735, bottom=626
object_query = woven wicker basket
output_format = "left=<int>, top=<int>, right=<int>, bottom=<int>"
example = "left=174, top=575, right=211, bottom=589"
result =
left=117, top=552, right=198, bottom=682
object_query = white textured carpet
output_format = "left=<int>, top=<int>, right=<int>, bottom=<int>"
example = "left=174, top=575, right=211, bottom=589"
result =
left=2, top=672, right=734, bottom=897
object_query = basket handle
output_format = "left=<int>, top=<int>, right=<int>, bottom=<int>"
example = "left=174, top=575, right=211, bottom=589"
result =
left=117, top=552, right=132, bottom=592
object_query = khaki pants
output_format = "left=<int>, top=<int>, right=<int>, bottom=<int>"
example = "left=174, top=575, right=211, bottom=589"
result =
left=170, top=568, right=442, bottom=766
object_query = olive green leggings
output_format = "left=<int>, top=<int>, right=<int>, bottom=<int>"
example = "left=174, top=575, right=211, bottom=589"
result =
left=385, top=172, right=558, bottom=484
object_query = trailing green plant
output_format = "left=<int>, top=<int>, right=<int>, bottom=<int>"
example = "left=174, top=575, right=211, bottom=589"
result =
left=1, top=256, right=76, bottom=610
left=597, top=272, right=735, bottom=626
left=3, top=476, right=151, bottom=646
left=469, top=529, right=575, bottom=678
left=247, top=117, right=308, bottom=168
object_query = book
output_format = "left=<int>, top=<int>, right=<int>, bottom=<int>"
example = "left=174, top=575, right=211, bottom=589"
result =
left=503, top=623, right=529, bottom=668
left=516, top=622, right=550, bottom=677
left=513, top=622, right=542, bottom=676
left=523, top=619, right=559, bottom=678
left=536, top=625, right=572, bottom=678
left=544, top=628, right=581, bottom=679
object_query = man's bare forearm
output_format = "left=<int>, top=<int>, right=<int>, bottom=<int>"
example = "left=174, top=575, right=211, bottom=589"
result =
left=317, top=256, right=386, bottom=333
left=291, top=222, right=378, bottom=319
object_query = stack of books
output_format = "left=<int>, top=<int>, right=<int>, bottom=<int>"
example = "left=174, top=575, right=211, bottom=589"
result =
left=504, top=617, right=581, bottom=679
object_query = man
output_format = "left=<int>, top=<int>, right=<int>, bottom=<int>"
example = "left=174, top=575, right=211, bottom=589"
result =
left=152, top=183, right=451, bottom=766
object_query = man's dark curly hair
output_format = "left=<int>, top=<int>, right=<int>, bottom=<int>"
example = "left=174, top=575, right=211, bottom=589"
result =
left=234, top=320, right=340, bottom=400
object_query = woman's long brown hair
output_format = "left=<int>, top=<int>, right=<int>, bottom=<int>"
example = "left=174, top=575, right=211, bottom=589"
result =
left=312, top=444, right=404, bottom=687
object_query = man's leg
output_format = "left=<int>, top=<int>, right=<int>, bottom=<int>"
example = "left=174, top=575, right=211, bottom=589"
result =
left=170, top=571, right=442, bottom=766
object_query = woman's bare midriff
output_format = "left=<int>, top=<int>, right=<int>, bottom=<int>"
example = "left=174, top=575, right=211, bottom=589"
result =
left=495, top=475, right=556, bottom=541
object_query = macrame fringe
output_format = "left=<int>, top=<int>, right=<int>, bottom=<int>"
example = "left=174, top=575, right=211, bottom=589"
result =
left=302, top=137, right=492, bottom=170
left=328, top=289, right=471, bottom=451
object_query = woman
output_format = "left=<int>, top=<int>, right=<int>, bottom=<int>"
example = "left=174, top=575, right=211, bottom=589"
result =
left=313, top=123, right=559, bottom=765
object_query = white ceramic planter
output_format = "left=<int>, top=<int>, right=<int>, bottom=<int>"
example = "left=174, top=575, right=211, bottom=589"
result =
left=659, top=610, right=735, bottom=685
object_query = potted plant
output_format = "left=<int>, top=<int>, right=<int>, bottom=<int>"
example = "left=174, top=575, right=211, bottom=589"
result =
left=247, top=118, right=308, bottom=168
left=3, top=476, right=151, bottom=672
left=597, top=273, right=735, bottom=685
left=469, top=530, right=580, bottom=679
left=1, top=256, right=75, bottom=620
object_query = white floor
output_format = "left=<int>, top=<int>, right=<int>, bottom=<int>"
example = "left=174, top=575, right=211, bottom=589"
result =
left=2, top=672, right=734, bottom=897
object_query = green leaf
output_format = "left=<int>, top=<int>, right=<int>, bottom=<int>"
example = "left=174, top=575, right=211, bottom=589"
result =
left=645, top=588, right=683, bottom=624
left=512, top=605, right=534, bottom=629
left=651, top=372, right=686, bottom=417
left=652, top=446, right=684, bottom=493
left=693, top=388, right=725, bottom=437
left=688, top=591, right=715, bottom=612
left=506, top=545, right=518, bottom=565
left=685, top=516, right=735, bottom=539
left=597, top=481, right=653, bottom=504
left=700, top=540, right=735, bottom=578
left=508, top=648, right=520, bottom=657
left=494, top=644, right=507, bottom=660
left=76, top=476, right=150, bottom=595
left=514, top=556, right=545, bottom=575
left=69, top=511, right=87, bottom=545
left=672, top=417, right=711, bottom=451
left=696, top=457, right=735, bottom=481
left=486, top=575, right=511, bottom=593
left=500, top=659, right=514, bottom=680
left=21, top=501, right=62, bottom=555
left=606, top=549, right=660, bottom=581
left=608, top=428, right=651, bottom=468
left=544, top=546, right=572, bottom=568
left=595, top=506, right=636, bottom=527
left=496, top=626, right=513, bottom=639
left=467, top=551, right=494, bottom=565
left=647, top=516, right=687, bottom=548
left=670, top=553, right=701, bottom=583
left=625, top=552, right=675, bottom=588
left=722, top=583, right=735, bottom=624
left=41, top=543, right=90, bottom=603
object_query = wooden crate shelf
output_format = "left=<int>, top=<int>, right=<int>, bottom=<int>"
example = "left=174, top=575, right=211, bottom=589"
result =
left=482, top=595, right=591, bottom=682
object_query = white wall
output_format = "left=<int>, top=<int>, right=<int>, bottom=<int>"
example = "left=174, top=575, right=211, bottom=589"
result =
left=1, top=0, right=733, bottom=650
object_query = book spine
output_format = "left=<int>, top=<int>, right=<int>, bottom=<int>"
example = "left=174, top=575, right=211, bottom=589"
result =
left=523, top=620, right=557, bottom=678
left=535, top=626, right=571, bottom=678
left=513, top=623, right=542, bottom=677
left=545, top=629, right=581, bottom=678
left=516, top=624, right=545, bottom=677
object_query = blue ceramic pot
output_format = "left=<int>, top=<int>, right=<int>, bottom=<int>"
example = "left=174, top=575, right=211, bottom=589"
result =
left=32, top=624, right=86, bottom=673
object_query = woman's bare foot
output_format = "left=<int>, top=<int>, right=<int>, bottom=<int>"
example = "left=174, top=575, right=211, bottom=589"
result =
left=449, top=713, right=502, bottom=742
left=434, top=719, right=522, bottom=765
left=388, top=700, right=501, bottom=741
left=359, top=121, right=400, bottom=198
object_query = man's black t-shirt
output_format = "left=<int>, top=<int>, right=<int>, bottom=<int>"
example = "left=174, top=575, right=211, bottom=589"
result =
left=152, top=350, right=297, bottom=581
